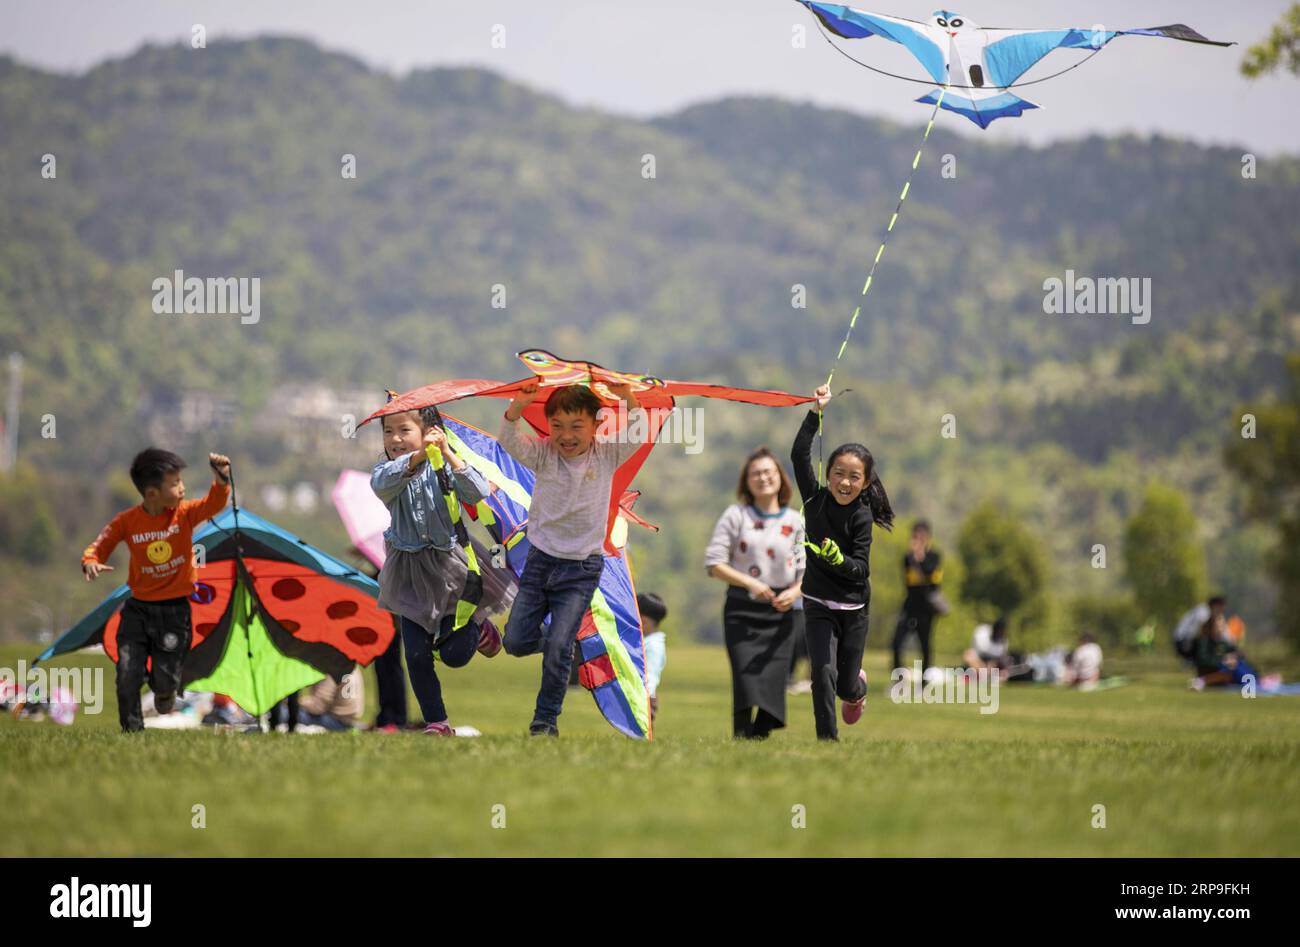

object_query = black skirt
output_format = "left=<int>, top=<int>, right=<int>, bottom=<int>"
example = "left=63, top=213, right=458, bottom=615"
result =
left=723, top=585, right=801, bottom=725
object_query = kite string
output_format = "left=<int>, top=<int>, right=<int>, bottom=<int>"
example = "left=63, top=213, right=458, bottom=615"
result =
left=814, top=72, right=951, bottom=485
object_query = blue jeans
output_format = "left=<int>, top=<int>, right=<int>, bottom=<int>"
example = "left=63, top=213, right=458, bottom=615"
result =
left=503, top=547, right=604, bottom=728
left=400, top=615, right=479, bottom=724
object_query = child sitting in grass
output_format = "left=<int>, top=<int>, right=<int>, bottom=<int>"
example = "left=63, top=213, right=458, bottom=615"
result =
left=498, top=379, right=654, bottom=737
left=81, top=448, right=231, bottom=732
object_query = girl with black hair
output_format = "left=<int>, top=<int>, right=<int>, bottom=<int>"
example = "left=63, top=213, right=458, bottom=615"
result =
left=791, top=384, right=894, bottom=740
left=371, top=398, right=514, bottom=735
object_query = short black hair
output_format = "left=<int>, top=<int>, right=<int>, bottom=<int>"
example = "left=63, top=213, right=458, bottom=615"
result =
left=1208, top=595, right=1226, bottom=607
left=544, top=384, right=603, bottom=420
left=637, top=592, right=667, bottom=625
left=382, top=405, right=444, bottom=431
left=130, top=447, right=186, bottom=494
left=912, top=520, right=931, bottom=535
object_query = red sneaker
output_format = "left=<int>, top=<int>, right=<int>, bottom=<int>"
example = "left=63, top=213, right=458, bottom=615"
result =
left=423, top=721, right=454, bottom=736
left=841, top=670, right=868, bottom=725
left=477, top=619, right=502, bottom=658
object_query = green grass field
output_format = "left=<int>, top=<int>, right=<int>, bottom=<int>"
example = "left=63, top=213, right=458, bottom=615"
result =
left=3, top=640, right=1299, bottom=856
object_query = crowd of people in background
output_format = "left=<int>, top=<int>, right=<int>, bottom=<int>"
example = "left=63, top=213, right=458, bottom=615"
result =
left=69, top=401, right=1295, bottom=739
left=1175, top=596, right=1282, bottom=692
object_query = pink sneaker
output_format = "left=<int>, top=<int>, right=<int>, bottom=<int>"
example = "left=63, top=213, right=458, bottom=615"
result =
left=841, top=670, right=868, bottom=725
left=423, top=721, right=454, bottom=736
left=477, top=620, right=502, bottom=658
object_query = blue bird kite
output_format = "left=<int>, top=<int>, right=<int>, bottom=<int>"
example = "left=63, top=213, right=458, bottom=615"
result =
left=800, top=2, right=1234, bottom=128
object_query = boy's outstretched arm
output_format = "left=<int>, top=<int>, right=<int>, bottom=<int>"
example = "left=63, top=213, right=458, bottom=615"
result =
left=791, top=384, right=832, bottom=502
left=81, top=516, right=124, bottom=581
left=605, top=382, right=651, bottom=464
left=498, top=379, right=544, bottom=470
left=185, top=453, right=232, bottom=524
left=606, top=382, right=640, bottom=412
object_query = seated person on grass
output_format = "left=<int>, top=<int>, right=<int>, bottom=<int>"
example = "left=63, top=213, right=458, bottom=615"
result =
left=964, top=617, right=1013, bottom=677
left=1060, top=633, right=1103, bottom=689
left=1188, top=612, right=1279, bottom=691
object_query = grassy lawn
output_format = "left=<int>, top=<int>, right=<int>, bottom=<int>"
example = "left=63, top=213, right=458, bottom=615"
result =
left=3, top=640, right=1298, bottom=856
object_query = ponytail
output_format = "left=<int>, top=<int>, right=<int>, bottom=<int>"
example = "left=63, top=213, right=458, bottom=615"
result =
left=864, top=470, right=895, bottom=531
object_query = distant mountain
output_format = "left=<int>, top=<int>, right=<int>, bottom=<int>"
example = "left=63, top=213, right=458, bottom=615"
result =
left=0, top=38, right=1295, bottom=641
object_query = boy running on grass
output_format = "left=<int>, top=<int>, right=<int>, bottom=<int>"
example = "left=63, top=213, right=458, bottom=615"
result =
left=82, top=448, right=231, bottom=732
left=498, top=379, right=653, bottom=736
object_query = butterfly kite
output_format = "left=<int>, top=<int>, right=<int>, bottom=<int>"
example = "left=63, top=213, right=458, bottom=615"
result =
left=799, top=2, right=1235, bottom=127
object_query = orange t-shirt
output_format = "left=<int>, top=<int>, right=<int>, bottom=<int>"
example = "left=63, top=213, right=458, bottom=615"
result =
left=81, top=479, right=231, bottom=601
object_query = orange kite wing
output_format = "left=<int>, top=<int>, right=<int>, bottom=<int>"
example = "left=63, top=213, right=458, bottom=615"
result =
left=356, top=352, right=814, bottom=554
left=360, top=351, right=814, bottom=428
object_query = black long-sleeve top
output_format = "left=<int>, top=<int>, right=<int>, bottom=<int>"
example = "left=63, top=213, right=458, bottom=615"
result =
left=790, top=410, right=873, bottom=606
left=903, top=550, right=943, bottom=613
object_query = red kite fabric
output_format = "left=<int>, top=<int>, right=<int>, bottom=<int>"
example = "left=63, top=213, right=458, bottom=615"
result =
left=360, top=350, right=815, bottom=554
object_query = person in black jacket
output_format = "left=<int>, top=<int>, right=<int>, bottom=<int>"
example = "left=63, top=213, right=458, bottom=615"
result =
left=892, top=521, right=944, bottom=676
left=791, top=384, right=894, bottom=740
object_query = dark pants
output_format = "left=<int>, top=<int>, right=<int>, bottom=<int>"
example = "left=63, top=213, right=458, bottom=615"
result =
left=268, top=692, right=299, bottom=731
left=734, top=708, right=783, bottom=739
left=789, top=610, right=809, bottom=677
left=892, top=608, right=934, bottom=673
left=806, top=599, right=869, bottom=741
left=372, top=618, right=408, bottom=728
left=115, top=596, right=192, bottom=732
left=400, top=614, right=479, bottom=724
left=503, top=548, right=604, bottom=729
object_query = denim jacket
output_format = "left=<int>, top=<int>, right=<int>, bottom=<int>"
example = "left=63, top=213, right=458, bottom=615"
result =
left=370, top=451, right=490, bottom=553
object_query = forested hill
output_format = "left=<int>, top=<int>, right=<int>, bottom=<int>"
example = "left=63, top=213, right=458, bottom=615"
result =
left=0, top=38, right=1296, bottom=642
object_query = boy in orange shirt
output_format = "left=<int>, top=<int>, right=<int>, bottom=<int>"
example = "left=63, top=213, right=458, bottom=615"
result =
left=81, top=448, right=232, bottom=731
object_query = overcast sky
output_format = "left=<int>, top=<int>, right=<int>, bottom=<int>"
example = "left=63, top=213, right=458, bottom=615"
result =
left=3, top=0, right=1296, bottom=154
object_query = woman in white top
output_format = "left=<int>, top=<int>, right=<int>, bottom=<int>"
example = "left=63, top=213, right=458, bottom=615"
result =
left=705, top=447, right=805, bottom=739
left=964, top=616, right=1011, bottom=672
